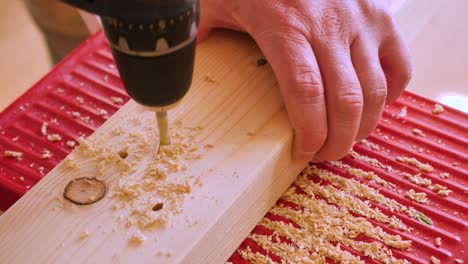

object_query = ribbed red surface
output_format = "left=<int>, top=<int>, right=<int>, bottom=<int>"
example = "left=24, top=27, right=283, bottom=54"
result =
left=227, top=93, right=467, bottom=263
left=0, top=33, right=130, bottom=210
left=0, top=32, right=466, bottom=263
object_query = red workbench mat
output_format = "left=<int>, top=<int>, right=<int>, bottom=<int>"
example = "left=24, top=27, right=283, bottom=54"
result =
left=0, top=32, right=129, bottom=210
left=228, top=93, right=468, bottom=263
left=0, top=32, right=466, bottom=263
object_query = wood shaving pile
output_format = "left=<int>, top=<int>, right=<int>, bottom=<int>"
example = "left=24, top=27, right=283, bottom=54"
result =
left=295, top=174, right=409, bottom=231
left=405, top=189, right=428, bottom=204
left=401, top=172, right=452, bottom=197
left=65, top=112, right=207, bottom=237
left=396, top=156, right=434, bottom=172
left=429, top=184, right=452, bottom=196
left=248, top=233, right=323, bottom=263
left=401, top=172, right=431, bottom=187
left=305, top=165, right=417, bottom=218
left=235, top=164, right=415, bottom=263
left=238, top=246, right=274, bottom=264
left=349, top=150, right=397, bottom=174
left=331, top=161, right=396, bottom=190
left=354, top=149, right=452, bottom=198
left=359, top=139, right=380, bottom=151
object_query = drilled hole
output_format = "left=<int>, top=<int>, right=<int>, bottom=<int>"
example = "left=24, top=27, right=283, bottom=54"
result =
left=152, top=202, right=164, bottom=211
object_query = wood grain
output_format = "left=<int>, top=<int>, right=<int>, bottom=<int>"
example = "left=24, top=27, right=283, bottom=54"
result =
left=0, top=31, right=305, bottom=264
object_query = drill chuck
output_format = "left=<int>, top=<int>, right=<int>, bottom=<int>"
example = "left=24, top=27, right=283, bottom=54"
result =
left=61, top=0, right=200, bottom=108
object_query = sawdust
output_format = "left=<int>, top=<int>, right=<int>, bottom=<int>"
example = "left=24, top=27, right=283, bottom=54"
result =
left=129, top=230, right=146, bottom=245
left=396, top=156, right=434, bottom=172
left=440, top=172, right=450, bottom=179
left=405, top=189, right=428, bottom=204
left=295, top=174, right=409, bottom=232
left=272, top=194, right=410, bottom=262
left=401, top=172, right=431, bottom=187
left=41, top=122, right=48, bottom=136
left=412, top=128, right=426, bottom=137
left=430, top=256, right=440, bottom=264
left=66, top=111, right=207, bottom=232
left=248, top=233, right=323, bottom=263
left=432, top=104, right=444, bottom=114
left=99, top=109, right=108, bottom=116
left=47, top=133, right=62, bottom=142
left=79, top=230, right=90, bottom=240
left=398, top=106, right=407, bottom=117
left=430, top=184, right=452, bottom=196
left=331, top=160, right=396, bottom=190
left=110, top=96, right=124, bottom=104
left=401, top=172, right=451, bottom=196
left=305, top=165, right=413, bottom=217
left=359, top=139, right=380, bottom=151
left=238, top=246, right=274, bottom=264
left=4, top=150, right=23, bottom=160
left=237, top=163, right=414, bottom=263
left=42, top=149, right=52, bottom=159
left=349, top=150, right=397, bottom=174
left=66, top=141, right=76, bottom=148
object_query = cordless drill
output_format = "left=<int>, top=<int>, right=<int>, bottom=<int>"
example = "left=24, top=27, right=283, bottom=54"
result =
left=61, top=0, right=200, bottom=145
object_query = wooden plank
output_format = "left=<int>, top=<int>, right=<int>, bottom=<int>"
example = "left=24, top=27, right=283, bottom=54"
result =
left=0, top=31, right=305, bottom=263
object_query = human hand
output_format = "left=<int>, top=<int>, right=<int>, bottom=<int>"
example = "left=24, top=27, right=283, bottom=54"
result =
left=200, top=0, right=412, bottom=162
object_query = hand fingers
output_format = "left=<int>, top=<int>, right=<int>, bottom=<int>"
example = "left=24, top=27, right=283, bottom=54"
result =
left=379, top=29, right=413, bottom=103
left=254, top=30, right=327, bottom=161
left=351, top=36, right=387, bottom=140
left=313, top=42, right=363, bottom=161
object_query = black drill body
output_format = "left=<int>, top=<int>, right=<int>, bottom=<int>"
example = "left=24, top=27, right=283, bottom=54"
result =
left=61, top=0, right=200, bottom=108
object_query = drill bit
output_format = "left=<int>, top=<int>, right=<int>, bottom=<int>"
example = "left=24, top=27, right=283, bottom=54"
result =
left=156, top=111, right=171, bottom=146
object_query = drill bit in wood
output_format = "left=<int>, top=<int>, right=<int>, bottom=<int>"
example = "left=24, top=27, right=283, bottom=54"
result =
left=156, top=111, right=171, bottom=146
